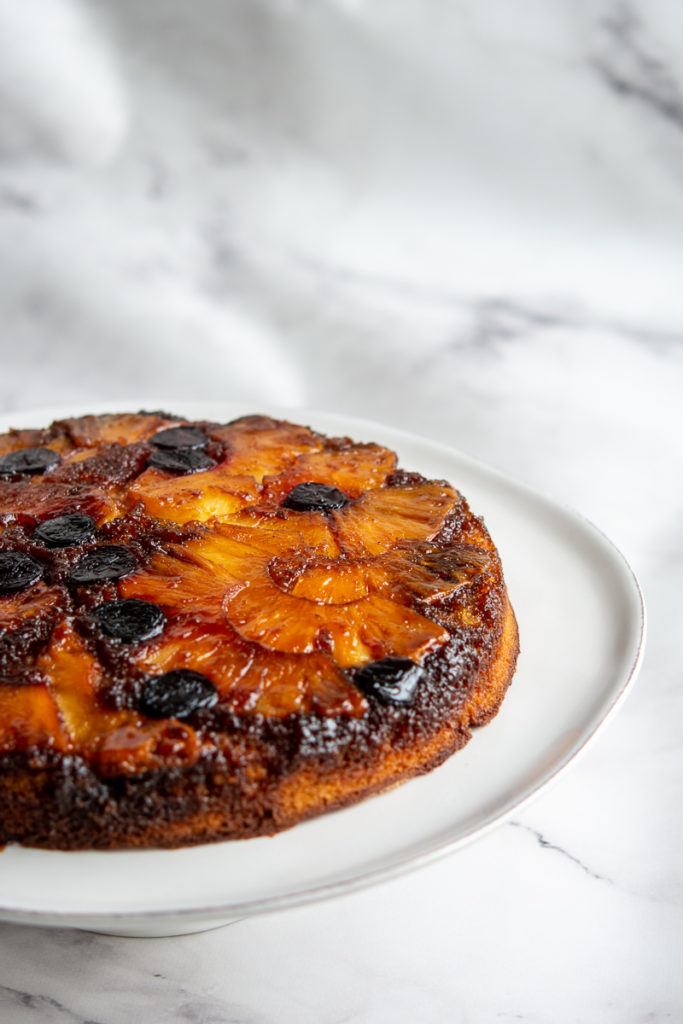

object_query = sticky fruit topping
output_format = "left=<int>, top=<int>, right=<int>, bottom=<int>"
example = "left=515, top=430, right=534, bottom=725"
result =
left=146, top=449, right=217, bottom=475
left=282, top=481, right=350, bottom=513
left=68, top=546, right=137, bottom=585
left=150, top=425, right=210, bottom=450
left=0, top=551, right=44, bottom=594
left=353, top=657, right=423, bottom=706
left=138, top=669, right=218, bottom=719
left=34, top=513, right=96, bottom=548
left=92, top=598, right=166, bottom=643
left=0, top=447, right=60, bottom=475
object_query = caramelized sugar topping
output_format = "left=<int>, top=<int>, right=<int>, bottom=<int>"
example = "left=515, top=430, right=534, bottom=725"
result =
left=0, top=412, right=496, bottom=774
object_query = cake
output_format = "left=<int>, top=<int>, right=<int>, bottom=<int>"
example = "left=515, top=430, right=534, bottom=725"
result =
left=0, top=411, right=519, bottom=849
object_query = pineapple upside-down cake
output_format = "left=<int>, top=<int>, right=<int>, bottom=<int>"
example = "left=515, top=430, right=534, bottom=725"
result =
left=0, top=412, right=519, bottom=849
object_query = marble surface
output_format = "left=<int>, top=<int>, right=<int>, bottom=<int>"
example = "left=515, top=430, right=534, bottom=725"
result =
left=0, top=1, right=681, bottom=1020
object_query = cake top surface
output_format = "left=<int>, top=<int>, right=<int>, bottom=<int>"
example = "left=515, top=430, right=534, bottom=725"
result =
left=0, top=412, right=501, bottom=777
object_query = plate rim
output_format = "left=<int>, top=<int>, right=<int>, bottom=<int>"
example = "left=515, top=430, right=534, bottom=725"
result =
left=0, top=400, right=646, bottom=928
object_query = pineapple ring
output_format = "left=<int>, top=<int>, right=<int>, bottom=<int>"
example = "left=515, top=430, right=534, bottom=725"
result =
left=224, top=578, right=448, bottom=668
left=267, top=552, right=370, bottom=604
left=121, top=473, right=469, bottom=682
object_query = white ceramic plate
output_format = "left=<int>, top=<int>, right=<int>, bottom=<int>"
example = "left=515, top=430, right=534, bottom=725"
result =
left=0, top=402, right=645, bottom=937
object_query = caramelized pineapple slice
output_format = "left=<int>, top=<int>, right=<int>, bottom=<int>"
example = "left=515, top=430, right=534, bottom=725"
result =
left=0, top=429, right=48, bottom=458
left=130, top=616, right=365, bottom=717
left=225, top=576, right=448, bottom=667
left=234, top=649, right=365, bottom=716
left=333, top=481, right=459, bottom=557
left=369, top=541, right=492, bottom=605
left=123, top=540, right=366, bottom=716
left=262, top=442, right=396, bottom=502
left=227, top=507, right=340, bottom=558
left=127, top=466, right=260, bottom=525
left=0, top=583, right=61, bottom=634
left=35, top=622, right=130, bottom=752
left=121, top=522, right=448, bottom=710
left=129, top=616, right=252, bottom=682
left=117, top=473, right=465, bottom=714
left=185, top=527, right=448, bottom=664
left=55, top=412, right=179, bottom=447
left=0, top=428, right=73, bottom=458
left=34, top=622, right=203, bottom=775
left=0, top=481, right=123, bottom=525
left=211, top=415, right=323, bottom=482
left=274, top=555, right=369, bottom=603
left=0, top=683, right=70, bottom=753
left=120, top=545, right=240, bottom=612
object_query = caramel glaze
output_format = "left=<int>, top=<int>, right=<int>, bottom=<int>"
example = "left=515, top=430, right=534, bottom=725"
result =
left=0, top=413, right=519, bottom=849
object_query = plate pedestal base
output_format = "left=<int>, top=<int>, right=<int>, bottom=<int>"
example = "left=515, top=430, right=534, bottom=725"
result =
left=89, top=915, right=244, bottom=939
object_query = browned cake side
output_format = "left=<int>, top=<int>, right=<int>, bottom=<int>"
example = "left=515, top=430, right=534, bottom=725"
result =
left=0, top=412, right=519, bottom=849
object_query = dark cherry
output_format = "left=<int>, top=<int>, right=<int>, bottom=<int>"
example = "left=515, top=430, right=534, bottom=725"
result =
left=151, top=425, right=210, bottom=450
left=92, top=598, right=165, bottom=643
left=282, top=482, right=350, bottom=513
left=34, top=513, right=96, bottom=548
left=0, top=551, right=43, bottom=594
left=68, top=545, right=137, bottom=585
left=138, top=669, right=218, bottom=719
left=147, top=449, right=216, bottom=475
left=0, top=447, right=60, bottom=475
left=354, top=657, right=423, bottom=706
